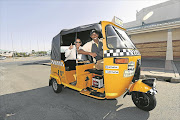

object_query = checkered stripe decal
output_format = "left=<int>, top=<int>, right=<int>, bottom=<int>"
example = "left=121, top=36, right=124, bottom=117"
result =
left=51, top=60, right=64, bottom=66
left=104, top=49, right=140, bottom=57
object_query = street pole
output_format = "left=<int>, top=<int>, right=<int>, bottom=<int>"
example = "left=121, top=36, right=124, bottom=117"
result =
left=11, top=33, right=15, bottom=61
left=43, top=36, right=45, bottom=56
left=37, top=37, right=39, bottom=56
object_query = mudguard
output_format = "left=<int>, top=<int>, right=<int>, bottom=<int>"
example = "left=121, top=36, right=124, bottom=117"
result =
left=50, top=74, right=62, bottom=85
left=129, top=80, right=152, bottom=93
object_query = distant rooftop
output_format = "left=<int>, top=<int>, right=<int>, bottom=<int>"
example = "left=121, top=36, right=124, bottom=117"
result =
left=124, top=0, right=180, bottom=30
left=127, top=18, right=180, bottom=31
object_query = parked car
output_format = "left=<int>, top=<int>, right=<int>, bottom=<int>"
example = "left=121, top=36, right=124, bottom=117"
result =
left=0, top=56, right=6, bottom=60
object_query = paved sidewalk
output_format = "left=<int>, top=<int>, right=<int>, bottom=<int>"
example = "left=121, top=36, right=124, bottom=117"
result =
left=141, top=58, right=180, bottom=83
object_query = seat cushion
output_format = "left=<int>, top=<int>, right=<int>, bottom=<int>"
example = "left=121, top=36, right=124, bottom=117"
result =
left=85, top=68, right=103, bottom=75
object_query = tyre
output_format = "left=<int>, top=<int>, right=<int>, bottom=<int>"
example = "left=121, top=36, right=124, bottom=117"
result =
left=131, top=92, right=156, bottom=111
left=52, top=79, right=62, bottom=93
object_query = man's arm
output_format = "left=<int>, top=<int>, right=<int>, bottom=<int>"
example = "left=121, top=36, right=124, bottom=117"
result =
left=78, top=49, right=97, bottom=58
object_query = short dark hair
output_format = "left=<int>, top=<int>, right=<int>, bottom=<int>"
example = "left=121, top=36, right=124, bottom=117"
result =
left=90, top=30, right=99, bottom=36
left=75, top=38, right=81, bottom=41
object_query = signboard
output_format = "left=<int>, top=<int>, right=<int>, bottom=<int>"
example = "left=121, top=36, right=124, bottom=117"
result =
left=112, top=16, right=123, bottom=27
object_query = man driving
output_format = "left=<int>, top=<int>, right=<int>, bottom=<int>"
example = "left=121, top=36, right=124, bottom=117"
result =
left=78, top=30, right=103, bottom=70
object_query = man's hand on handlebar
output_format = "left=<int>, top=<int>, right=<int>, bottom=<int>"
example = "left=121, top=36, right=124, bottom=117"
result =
left=89, top=52, right=97, bottom=58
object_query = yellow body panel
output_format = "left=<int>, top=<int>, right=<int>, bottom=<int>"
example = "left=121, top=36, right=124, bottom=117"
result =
left=50, top=60, right=95, bottom=91
left=75, top=63, right=94, bottom=89
left=50, top=74, right=61, bottom=84
left=65, top=70, right=76, bottom=83
left=129, top=80, right=152, bottom=93
left=101, top=21, right=142, bottom=99
left=103, top=56, right=141, bottom=99
left=50, top=60, right=66, bottom=84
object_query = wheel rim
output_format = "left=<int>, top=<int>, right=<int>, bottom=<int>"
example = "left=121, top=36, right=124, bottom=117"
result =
left=134, top=93, right=150, bottom=107
left=52, top=80, right=58, bottom=91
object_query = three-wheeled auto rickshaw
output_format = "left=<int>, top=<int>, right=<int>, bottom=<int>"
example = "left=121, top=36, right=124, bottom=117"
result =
left=49, top=21, right=157, bottom=111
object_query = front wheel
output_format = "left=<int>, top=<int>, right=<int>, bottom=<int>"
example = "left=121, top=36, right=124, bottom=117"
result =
left=131, top=92, right=156, bottom=111
left=52, top=79, right=62, bottom=93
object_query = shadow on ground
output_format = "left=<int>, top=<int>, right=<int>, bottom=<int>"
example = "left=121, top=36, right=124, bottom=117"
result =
left=0, top=86, right=149, bottom=120
left=20, top=60, right=50, bottom=66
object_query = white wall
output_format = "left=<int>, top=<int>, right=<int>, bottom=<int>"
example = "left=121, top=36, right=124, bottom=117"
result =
left=130, top=30, right=167, bottom=43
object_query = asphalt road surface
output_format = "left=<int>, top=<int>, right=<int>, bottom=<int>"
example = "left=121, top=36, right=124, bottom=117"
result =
left=0, top=60, right=180, bottom=120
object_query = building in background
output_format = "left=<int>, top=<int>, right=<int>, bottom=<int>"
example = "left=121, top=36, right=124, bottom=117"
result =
left=124, top=0, right=180, bottom=62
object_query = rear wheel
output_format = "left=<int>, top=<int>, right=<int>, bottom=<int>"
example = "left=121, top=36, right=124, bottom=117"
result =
left=52, top=79, right=62, bottom=93
left=131, top=92, right=156, bottom=111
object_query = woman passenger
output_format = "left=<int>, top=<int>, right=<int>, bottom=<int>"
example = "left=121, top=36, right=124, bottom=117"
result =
left=65, top=38, right=83, bottom=61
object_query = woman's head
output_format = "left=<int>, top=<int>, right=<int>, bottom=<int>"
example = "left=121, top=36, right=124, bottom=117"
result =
left=74, top=38, right=82, bottom=48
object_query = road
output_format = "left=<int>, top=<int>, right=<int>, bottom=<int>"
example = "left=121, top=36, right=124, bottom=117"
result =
left=0, top=60, right=180, bottom=120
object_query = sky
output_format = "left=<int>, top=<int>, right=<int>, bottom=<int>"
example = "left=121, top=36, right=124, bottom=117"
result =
left=0, top=0, right=169, bottom=52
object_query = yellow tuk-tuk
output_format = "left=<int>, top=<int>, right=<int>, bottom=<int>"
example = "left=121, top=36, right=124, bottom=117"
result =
left=49, top=21, right=157, bottom=111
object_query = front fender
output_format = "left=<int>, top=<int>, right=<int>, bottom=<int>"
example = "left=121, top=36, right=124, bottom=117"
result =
left=50, top=73, right=61, bottom=85
left=129, top=80, right=152, bottom=93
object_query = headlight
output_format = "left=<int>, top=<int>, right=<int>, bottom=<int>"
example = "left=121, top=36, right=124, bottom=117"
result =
left=153, top=80, right=156, bottom=88
left=149, top=88, right=158, bottom=95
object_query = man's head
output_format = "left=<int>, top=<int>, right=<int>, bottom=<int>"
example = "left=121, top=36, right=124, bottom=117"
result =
left=90, top=30, right=99, bottom=41
left=74, top=38, right=82, bottom=48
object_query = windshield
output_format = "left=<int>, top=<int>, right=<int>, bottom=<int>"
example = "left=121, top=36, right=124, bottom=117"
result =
left=105, top=25, right=136, bottom=49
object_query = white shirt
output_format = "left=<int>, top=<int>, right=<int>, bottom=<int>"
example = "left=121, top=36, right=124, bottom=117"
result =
left=81, top=39, right=103, bottom=62
left=81, top=39, right=103, bottom=52
left=65, top=45, right=82, bottom=61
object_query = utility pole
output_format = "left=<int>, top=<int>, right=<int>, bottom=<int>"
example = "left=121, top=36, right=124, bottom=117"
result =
left=37, top=38, right=39, bottom=56
left=21, top=39, right=23, bottom=53
left=30, top=37, right=31, bottom=54
left=43, top=37, right=45, bottom=56
left=11, top=33, right=15, bottom=60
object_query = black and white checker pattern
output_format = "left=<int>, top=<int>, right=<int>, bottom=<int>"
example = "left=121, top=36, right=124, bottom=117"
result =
left=104, top=49, right=140, bottom=57
left=51, top=60, right=64, bottom=66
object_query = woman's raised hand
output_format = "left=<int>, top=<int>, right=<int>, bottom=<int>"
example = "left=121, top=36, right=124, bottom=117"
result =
left=69, top=43, right=73, bottom=50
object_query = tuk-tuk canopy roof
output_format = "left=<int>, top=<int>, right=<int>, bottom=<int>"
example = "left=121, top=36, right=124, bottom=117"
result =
left=51, top=22, right=102, bottom=61
left=60, top=22, right=102, bottom=35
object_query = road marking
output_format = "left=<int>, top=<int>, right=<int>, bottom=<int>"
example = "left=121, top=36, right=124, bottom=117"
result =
left=6, top=113, right=15, bottom=117
left=103, top=111, right=111, bottom=119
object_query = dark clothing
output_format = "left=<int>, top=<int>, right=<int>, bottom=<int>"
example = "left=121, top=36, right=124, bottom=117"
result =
left=91, top=41, right=103, bottom=61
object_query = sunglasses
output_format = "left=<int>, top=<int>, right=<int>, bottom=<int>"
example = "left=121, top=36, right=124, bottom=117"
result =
left=75, top=42, right=82, bottom=43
